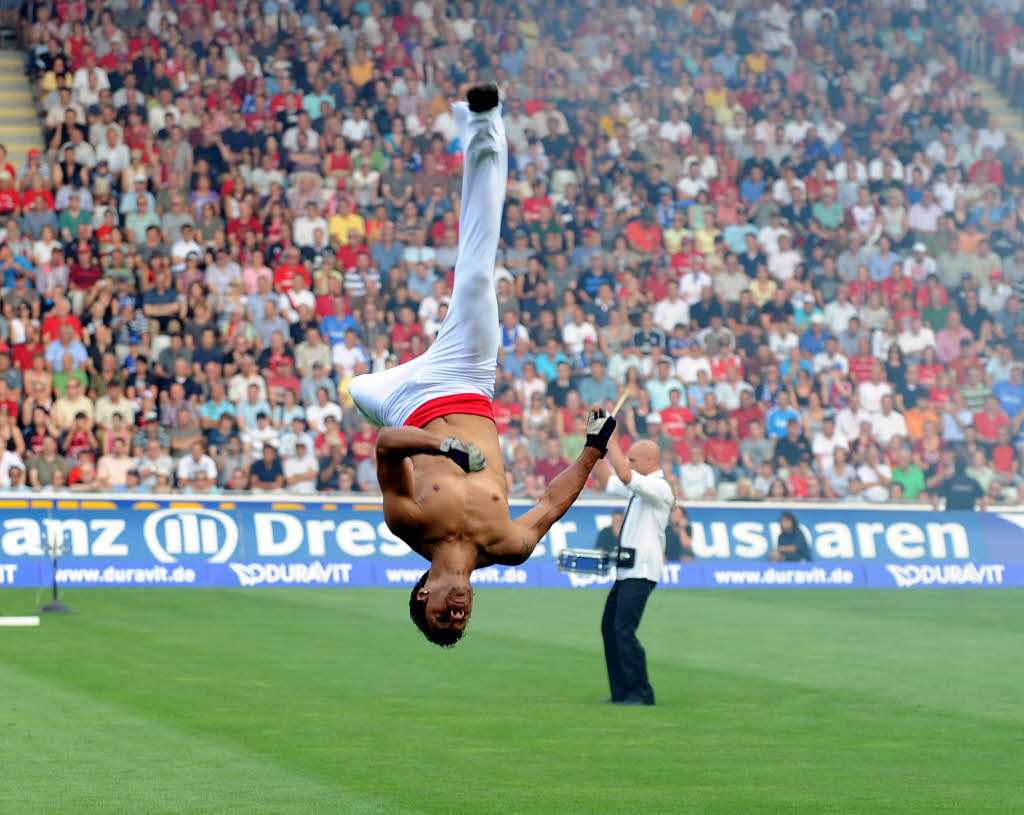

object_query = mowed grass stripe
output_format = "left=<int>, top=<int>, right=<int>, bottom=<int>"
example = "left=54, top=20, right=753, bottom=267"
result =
left=0, top=589, right=1021, bottom=814
left=0, top=660, right=422, bottom=815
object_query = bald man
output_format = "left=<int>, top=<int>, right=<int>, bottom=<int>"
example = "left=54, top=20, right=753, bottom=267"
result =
left=348, top=85, right=617, bottom=647
left=593, top=437, right=675, bottom=705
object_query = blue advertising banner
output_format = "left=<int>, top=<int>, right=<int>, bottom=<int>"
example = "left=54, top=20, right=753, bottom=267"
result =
left=0, top=494, right=1022, bottom=588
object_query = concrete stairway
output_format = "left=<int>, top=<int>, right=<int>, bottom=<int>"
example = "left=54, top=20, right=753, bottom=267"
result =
left=971, top=75, right=1024, bottom=150
left=0, top=49, right=41, bottom=169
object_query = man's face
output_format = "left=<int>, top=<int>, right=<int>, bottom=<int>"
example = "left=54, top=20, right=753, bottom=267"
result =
left=417, top=577, right=472, bottom=635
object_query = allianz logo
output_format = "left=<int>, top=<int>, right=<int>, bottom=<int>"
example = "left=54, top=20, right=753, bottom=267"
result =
left=143, top=509, right=238, bottom=564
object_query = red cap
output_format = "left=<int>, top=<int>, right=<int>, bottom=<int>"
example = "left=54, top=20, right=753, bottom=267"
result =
left=27, top=148, right=39, bottom=158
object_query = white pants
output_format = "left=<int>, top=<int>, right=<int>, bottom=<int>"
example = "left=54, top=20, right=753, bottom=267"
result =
left=349, top=102, right=508, bottom=427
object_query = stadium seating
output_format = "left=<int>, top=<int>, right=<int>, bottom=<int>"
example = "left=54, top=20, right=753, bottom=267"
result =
left=0, top=0, right=1022, bottom=505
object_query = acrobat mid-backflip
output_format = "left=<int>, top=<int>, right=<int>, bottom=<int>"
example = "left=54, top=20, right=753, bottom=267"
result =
left=348, top=85, right=615, bottom=647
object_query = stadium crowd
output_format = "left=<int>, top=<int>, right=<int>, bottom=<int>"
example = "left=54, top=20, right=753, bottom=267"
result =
left=0, top=0, right=1023, bottom=507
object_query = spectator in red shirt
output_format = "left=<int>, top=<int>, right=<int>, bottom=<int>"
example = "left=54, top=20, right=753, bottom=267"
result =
left=227, top=201, right=262, bottom=242
left=992, top=426, right=1018, bottom=480
left=348, top=421, right=377, bottom=462
left=705, top=419, right=740, bottom=478
left=40, top=297, right=83, bottom=343
left=880, top=263, right=914, bottom=308
left=730, top=390, right=764, bottom=439
left=273, top=247, right=311, bottom=291
left=625, top=208, right=663, bottom=255
left=265, top=357, right=301, bottom=400
left=534, top=437, right=569, bottom=487
left=848, top=337, right=876, bottom=384
left=389, top=305, right=424, bottom=357
left=491, top=384, right=523, bottom=436
left=967, top=150, right=1004, bottom=186
left=975, top=395, right=1009, bottom=443
left=659, top=388, right=694, bottom=439
left=0, top=170, right=21, bottom=215
left=849, top=265, right=879, bottom=304
left=522, top=179, right=552, bottom=223
left=68, top=246, right=102, bottom=310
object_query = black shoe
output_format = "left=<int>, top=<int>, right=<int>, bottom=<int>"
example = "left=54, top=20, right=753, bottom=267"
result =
left=467, top=83, right=499, bottom=112
left=614, top=698, right=654, bottom=706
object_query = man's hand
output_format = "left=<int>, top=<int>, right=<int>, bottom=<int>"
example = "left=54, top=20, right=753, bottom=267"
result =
left=440, top=437, right=487, bottom=473
left=584, top=408, right=616, bottom=457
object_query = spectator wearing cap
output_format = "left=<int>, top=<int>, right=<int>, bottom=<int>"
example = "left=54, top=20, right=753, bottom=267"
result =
left=980, top=269, right=1013, bottom=315
left=799, top=314, right=832, bottom=356
left=119, top=172, right=157, bottom=217
left=241, top=408, right=276, bottom=456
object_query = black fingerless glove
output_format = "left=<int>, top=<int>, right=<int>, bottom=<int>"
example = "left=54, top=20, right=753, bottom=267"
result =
left=439, top=438, right=487, bottom=472
left=584, top=409, right=616, bottom=457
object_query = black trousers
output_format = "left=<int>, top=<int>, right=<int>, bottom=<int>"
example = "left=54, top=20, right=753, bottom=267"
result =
left=601, top=578, right=656, bottom=704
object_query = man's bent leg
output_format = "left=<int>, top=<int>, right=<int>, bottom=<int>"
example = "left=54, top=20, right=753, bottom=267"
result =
left=612, top=579, right=656, bottom=705
left=601, top=581, right=626, bottom=701
left=348, top=356, right=430, bottom=427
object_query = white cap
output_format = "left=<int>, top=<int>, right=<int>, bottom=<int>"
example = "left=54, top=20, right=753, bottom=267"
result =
left=913, top=242, right=926, bottom=253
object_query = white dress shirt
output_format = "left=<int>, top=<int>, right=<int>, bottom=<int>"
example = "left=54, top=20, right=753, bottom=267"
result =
left=605, top=469, right=675, bottom=583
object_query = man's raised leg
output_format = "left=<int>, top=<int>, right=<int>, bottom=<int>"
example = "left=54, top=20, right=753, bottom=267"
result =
left=424, top=85, right=508, bottom=376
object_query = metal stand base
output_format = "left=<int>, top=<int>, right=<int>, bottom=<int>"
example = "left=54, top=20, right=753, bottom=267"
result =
left=38, top=600, right=75, bottom=614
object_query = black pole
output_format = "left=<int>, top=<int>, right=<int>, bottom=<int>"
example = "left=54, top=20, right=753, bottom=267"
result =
left=39, top=537, right=73, bottom=614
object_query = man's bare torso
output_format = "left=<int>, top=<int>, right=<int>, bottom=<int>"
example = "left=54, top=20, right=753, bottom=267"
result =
left=386, top=414, right=530, bottom=566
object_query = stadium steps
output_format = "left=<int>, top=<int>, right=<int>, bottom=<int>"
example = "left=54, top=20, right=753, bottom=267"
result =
left=970, top=76, right=1024, bottom=147
left=0, top=49, right=40, bottom=167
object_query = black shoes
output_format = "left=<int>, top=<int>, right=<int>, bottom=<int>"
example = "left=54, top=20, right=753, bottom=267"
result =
left=601, top=696, right=655, bottom=706
left=467, top=83, right=499, bottom=112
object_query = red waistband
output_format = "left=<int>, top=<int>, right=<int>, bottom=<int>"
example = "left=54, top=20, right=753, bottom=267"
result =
left=404, top=393, right=495, bottom=428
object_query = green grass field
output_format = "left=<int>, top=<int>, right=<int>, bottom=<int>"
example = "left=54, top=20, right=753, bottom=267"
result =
left=0, top=588, right=1021, bottom=814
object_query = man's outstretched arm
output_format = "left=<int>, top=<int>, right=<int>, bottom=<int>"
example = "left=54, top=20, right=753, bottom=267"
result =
left=494, top=447, right=604, bottom=564
left=494, top=409, right=616, bottom=563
